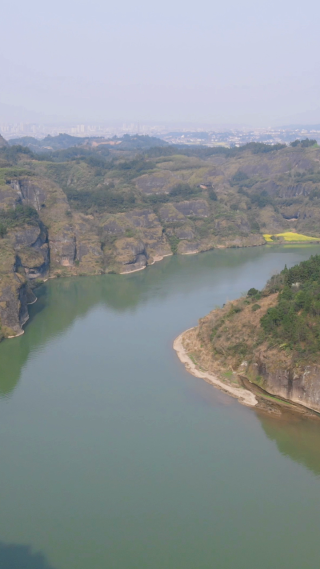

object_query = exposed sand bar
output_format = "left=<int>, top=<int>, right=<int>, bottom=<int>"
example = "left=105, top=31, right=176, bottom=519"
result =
left=173, top=328, right=258, bottom=407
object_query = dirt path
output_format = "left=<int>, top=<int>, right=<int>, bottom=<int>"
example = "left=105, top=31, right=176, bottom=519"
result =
left=173, top=329, right=258, bottom=407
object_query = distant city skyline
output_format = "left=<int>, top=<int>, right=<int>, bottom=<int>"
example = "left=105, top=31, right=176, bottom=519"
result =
left=2, top=100, right=320, bottom=132
left=2, top=120, right=320, bottom=148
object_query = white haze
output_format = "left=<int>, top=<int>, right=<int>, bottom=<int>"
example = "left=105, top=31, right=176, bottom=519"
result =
left=1, top=0, right=320, bottom=126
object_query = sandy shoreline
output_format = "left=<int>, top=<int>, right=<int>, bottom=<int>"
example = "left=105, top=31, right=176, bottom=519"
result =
left=173, top=328, right=257, bottom=407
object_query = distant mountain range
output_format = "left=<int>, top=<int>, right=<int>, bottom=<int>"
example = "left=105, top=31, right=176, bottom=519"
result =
left=8, top=133, right=168, bottom=152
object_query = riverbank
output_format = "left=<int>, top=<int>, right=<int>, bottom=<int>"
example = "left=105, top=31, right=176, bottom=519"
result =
left=173, top=328, right=258, bottom=407
left=175, top=274, right=320, bottom=417
left=174, top=326, right=320, bottom=417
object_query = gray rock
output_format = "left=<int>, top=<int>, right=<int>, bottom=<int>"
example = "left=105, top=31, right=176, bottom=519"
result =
left=0, top=284, right=28, bottom=335
left=121, top=254, right=148, bottom=273
left=13, top=226, right=41, bottom=249
left=102, top=220, right=126, bottom=235
left=174, top=200, right=209, bottom=217
left=175, top=227, right=195, bottom=240
left=125, top=209, right=159, bottom=228
left=10, top=179, right=47, bottom=212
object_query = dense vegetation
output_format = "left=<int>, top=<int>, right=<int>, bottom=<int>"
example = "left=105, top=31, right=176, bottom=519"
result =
left=260, top=256, right=320, bottom=355
left=0, top=204, right=39, bottom=237
left=290, top=138, right=317, bottom=148
left=65, top=186, right=136, bottom=213
left=0, top=145, right=34, bottom=165
left=147, top=141, right=287, bottom=160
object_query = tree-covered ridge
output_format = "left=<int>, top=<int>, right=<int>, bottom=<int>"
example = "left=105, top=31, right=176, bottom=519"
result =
left=1, top=136, right=320, bottom=255
left=8, top=133, right=168, bottom=153
left=261, top=255, right=320, bottom=354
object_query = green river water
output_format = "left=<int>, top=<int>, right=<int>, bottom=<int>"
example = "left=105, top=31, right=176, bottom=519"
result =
left=1, top=245, right=320, bottom=569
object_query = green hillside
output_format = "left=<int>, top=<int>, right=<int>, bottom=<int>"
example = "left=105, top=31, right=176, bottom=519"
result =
left=1, top=136, right=320, bottom=338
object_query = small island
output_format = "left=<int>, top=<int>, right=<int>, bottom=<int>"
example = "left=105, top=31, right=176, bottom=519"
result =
left=174, top=255, right=320, bottom=416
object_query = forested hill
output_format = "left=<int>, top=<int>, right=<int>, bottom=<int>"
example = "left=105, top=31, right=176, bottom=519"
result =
left=260, top=255, right=320, bottom=355
left=8, top=133, right=168, bottom=153
left=191, top=254, right=320, bottom=413
left=1, top=136, right=320, bottom=339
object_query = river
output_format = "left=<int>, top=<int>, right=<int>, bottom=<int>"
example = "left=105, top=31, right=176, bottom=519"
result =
left=1, top=245, right=320, bottom=569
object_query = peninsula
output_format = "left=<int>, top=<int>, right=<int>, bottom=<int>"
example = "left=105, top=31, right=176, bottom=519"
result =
left=174, top=255, right=320, bottom=416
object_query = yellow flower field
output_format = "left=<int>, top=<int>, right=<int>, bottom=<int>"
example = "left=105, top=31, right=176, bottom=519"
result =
left=263, top=232, right=320, bottom=243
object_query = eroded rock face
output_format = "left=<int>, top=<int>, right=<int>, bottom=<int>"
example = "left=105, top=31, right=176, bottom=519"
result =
left=135, top=172, right=179, bottom=194
left=0, top=281, right=28, bottom=336
left=279, top=183, right=313, bottom=198
left=141, top=227, right=171, bottom=262
left=120, top=254, right=148, bottom=273
left=73, top=215, right=103, bottom=274
left=16, top=246, right=49, bottom=279
left=8, top=220, right=50, bottom=280
left=159, top=204, right=186, bottom=223
left=175, top=226, right=195, bottom=240
left=174, top=200, right=209, bottom=217
left=13, top=225, right=42, bottom=248
left=101, top=219, right=125, bottom=235
left=160, top=201, right=209, bottom=223
left=112, top=237, right=149, bottom=273
left=177, top=241, right=200, bottom=254
left=125, top=209, right=159, bottom=228
left=115, top=238, right=147, bottom=272
left=10, top=179, right=47, bottom=212
left=253, top=358, right=320, bottom=413
left=100, top=210, right=172, bottom=270
left=49, top=227, right=76, bottom=267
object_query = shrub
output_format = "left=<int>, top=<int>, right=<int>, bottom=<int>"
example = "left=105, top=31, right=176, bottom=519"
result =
left=250, top=191, right=273, bottom=208
left=65, top=187, right=136, bottom=213
left=169, top=183, right=199, bottom=198
left=231, top=171, right=249, bottom=185
left=208, top=189, right=218, bottom=201
left=290, top=138, right=317, bottom=148
left=250, top=221, right=260, bottom=233
left=248, top=288, right=260, bottom=297
left=0, top=204, right=39, bottom=228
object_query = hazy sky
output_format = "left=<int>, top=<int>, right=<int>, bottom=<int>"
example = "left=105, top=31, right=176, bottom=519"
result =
left=1, top=0, right=320, bottom=125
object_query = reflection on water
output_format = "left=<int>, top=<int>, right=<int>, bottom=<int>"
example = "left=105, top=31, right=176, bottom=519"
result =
left=258, top=410, right=320, bottom=476
left=1, top=244, right=318, bottom=397
left=0, top=541, right=55, bottom=569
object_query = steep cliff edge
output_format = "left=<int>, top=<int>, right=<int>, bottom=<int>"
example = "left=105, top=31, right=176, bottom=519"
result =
left=176, top=256, right=320, bottom=415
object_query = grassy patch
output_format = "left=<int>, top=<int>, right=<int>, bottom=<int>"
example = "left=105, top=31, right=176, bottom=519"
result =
left=260, top=393, right=293, bottom=406
left=223, top=370, right=233, bottom=378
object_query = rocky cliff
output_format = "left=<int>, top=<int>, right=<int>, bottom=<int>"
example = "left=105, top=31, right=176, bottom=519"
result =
left=1, top=138, right=320, bottom=339
left=179, top=257, right=320, bottom=415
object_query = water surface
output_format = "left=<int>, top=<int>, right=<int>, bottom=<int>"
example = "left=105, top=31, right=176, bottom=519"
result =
left=1, top=245, right=320, bottom=569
